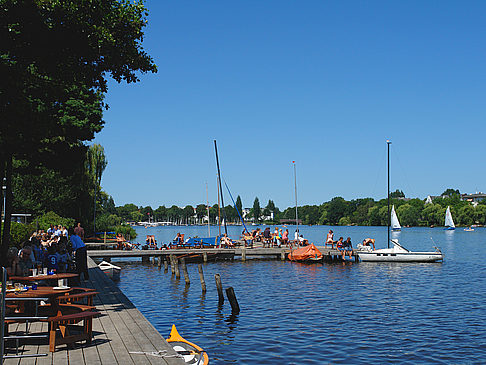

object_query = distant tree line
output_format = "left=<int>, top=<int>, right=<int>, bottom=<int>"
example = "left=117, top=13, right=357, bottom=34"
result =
left=114, top=189, right=486, bottom=227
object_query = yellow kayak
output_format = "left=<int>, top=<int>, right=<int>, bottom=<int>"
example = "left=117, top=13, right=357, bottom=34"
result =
left=166, top=325, right=209, bottom=365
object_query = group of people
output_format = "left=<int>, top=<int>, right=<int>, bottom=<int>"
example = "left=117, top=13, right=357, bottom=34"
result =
left=5, top=222, right=89, bottom=283
left=241, top=227, right=308, bottom=248
left=326, top=230, right=376, bottom=259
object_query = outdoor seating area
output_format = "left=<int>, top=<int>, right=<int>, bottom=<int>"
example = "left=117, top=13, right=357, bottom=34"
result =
left=1, top=259, right=181, bottom=364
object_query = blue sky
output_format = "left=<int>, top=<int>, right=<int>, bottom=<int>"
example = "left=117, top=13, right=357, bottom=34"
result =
left=94, top=0, right=486, bottom=210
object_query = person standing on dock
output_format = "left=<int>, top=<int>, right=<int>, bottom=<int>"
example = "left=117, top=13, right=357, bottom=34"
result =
left=70, top=227, right=89, bottom=280
left=74, top=222, right=85, bottom=240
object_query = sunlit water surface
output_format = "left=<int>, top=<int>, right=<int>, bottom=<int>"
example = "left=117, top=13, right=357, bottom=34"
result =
left=110, top=225, right=486, bottom=364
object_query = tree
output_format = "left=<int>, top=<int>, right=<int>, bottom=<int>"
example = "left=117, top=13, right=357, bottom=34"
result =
left=441, top=188, right=460, bottom=197
left=86, top=144, right=107, bottom=233
left=0, top=0, right=157, bottom=264
left=396, top=204, right=420, bottom=226
left=235, top=196, right=243, bottom=222
left=116, top=203, right=139, bottom=221
left=390, top=189, right=405, bottom=198
left=195, top=204, right=207, bottom=223
left=251, top=197, right=261, bottom=223
left=154, top=205, right=167, bottom=221
left=327, top=197, right=348, bottom=225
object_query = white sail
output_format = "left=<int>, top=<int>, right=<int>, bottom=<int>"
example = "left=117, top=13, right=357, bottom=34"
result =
left=391, top=205, right=401, bottom=230
left=445, top=206, right=455, bottom=228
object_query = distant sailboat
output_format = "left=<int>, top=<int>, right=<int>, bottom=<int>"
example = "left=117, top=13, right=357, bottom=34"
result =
left=444, top=206, right=455, bottom=230
left=391, top=205, right=401, bottom=231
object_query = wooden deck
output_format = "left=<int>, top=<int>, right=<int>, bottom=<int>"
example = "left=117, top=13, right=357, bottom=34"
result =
left=87, top=245, right=358, bottom=262
left=3, top=258, right=183, bottom=365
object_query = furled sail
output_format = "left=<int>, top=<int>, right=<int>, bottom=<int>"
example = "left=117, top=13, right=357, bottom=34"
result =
left=391, top=205, right=401, bottom=230
left=445, top=206, right=455, bottom=228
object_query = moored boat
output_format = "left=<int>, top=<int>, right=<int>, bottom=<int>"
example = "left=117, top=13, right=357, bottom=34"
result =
left=288, top=244, right=323, bottom=262
left=166, top=324, right=209, bottom=365
left=357, top=140, right=444, bottom=263
left=98, top=260, right=121, bottom=280
left=358, top=239, right=443, bottom=262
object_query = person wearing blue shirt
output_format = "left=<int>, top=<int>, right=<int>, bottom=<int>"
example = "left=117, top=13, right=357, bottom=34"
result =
left=70, top=228, right=89, bottom=280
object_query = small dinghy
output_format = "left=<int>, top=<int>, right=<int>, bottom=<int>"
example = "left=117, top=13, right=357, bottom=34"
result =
left=288, top=244, right=323, bottom=262
left=166, top=325, right=209, bottom=365
left=98, top=261, right=121, bottom=281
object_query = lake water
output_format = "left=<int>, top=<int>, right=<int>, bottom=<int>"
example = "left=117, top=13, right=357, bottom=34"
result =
left=111, top=225, right=486, bottom=364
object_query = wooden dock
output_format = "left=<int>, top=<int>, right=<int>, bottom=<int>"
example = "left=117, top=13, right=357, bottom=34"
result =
left=3, top=258, right=183, bottom=365
left=87, top=245, right=359, bottom=262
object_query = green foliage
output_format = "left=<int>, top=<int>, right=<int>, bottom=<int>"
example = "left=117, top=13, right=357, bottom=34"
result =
left=390, top=189, right=405, bottom=198
left=6, top=222, right=34, bottom=247
left=96, top=214, right=123, bottom=232
left=114, top=225, right=137, bottom=240
left=37, top=211, right=75, bottom=231
left=442, top=188, right=460, bottom=197
left=251, top=197, right=261, bottom=222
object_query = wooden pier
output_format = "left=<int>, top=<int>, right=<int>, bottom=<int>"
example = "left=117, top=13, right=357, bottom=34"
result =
left=87, top=245, right=359, bottom=263
left=3, top=258, right=183, bottom=365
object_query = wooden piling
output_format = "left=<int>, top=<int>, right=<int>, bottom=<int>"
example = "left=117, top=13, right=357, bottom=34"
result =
left=164, top=258, right=168, bottom=272
left=203, top=252, right=208, bottom=262
left=180, top=258, right=190, bottom=285
left=170, top=255, right=175, bottom=274
left=214, top=274, right=224, bottom=304
left=226, top=287, right=240, bottom=314
left=241, top=246, right=246, bottom=262
left=198, top=264, right=206, bottom=292
left=281, top=250, right=286, bottom=261
left=158, top=256, right=162, bottom=268
left=174, top=256, right=180, bottom=279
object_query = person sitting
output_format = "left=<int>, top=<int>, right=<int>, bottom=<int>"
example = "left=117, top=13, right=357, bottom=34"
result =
left=343, top=237, right=353, bottom=260
left=282, top=229, right=289, bottom=247
left=336, top=237, right=346, bottom=259
left=221, top=234, right=234, bottom=248
left=362, top=238, right=375, bottom=250
left=172, top=233, right=182, bottom=247
left=299, top=235, right=309, bottom=246
left=326, top=230, right=335, bottom=248
left=262, top=227, right=272, bottom=247
left=46, top=244, right=60, bottom=273
left=6, top=247, right=21, bottom=277
left=18, top=247, right=34, bottom=276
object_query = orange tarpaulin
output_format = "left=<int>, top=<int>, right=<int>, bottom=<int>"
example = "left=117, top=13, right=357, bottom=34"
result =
left=288, top=243, right=323, bottom=261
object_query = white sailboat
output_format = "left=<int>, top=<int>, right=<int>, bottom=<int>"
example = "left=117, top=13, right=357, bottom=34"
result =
left=357, top=141, right=443, bottom=263
left=444, top=206, right=455, bottom=230
left=391, top=205, right=401, bottom=231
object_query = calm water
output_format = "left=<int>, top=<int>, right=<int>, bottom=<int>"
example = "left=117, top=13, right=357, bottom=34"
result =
left=112, top=225, right=486, bottom=364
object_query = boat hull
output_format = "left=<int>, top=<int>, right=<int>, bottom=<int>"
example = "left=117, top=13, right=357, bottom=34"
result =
left=358, top=251, right=443, bottom=262
left=444, top=227, right=455, bottom=231
left=98, top=261, right=121, bottom=280
left=167, top=325, right=208, bottom=365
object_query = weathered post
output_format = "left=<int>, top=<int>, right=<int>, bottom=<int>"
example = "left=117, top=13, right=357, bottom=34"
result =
left=180, top=258, right=190, bottom=285
left=214, top=274, right=224, bottom=304
left=158, top=256, right=162, bottom=268
left=226, top=287, right=240, bottom=314
left=241, top=246, right=246, bottom=262
left=174, top=256, right=180, bottom=279
left=198, top=263, right=206, bottom=292
left=164, top=258, right=168, bottom=272
left=281, top=250, right=286, bottom=261
left=170, top=254, right=175, bottom=274
left=203, top=252, right=208, bottom=262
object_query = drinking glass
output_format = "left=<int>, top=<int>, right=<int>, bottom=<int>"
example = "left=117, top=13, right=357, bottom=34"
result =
left=32, top=268, right=37, bottom=276
left=42, top=268, right=48, bottom=275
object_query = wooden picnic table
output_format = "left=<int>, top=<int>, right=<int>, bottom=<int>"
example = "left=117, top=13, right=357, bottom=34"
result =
left=9, top=272, right=78, bottom=282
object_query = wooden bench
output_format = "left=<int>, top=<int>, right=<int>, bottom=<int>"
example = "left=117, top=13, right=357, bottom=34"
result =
left=57, top=291, right=99, bottom=306
left=48, top=310, right=100, bottom=352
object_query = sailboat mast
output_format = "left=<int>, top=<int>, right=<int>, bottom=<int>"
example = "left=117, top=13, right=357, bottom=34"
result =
left=214, top=140, right=228, bottom=235
left=387, top=140, right=391, bottom=248
left=293, top=161, right=298, bottom=231
left=217, top=176, right=221, bottom=237
left=206, top=182, right=210, bottom=237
